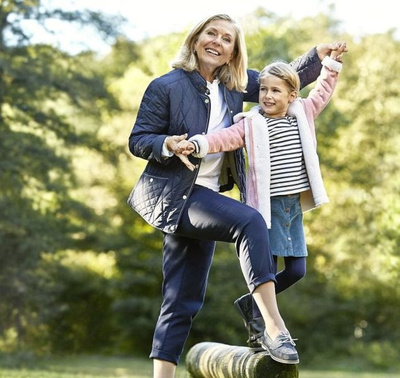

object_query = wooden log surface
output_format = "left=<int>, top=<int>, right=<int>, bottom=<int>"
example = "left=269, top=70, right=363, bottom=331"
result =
left=186, top=342, right=298, bottom=378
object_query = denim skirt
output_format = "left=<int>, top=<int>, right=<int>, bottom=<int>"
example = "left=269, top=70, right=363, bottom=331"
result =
left=269, top=194, right=308, bottom=257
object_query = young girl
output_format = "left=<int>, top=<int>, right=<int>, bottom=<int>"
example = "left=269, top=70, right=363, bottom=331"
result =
left=177, top=42, right=347, bottom=349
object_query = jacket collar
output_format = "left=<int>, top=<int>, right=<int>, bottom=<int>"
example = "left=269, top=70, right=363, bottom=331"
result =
left=186, top=70, right=210, bottom=95
left=185, top=69, right=242, bottom=120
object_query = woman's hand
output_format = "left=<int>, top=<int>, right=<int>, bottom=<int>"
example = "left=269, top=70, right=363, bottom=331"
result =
left=166, top=134, right=196, bottom=171
left=330, top=42, right=348, bottom=62
left=317, top=41, right=348, bottom=61
left=176, top=140, right=196, bottom=155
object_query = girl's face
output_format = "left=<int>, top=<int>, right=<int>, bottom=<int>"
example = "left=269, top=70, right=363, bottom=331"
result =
left=194, top=19, right=236, bottom=82
left=259, top=74, right=297, bottom=118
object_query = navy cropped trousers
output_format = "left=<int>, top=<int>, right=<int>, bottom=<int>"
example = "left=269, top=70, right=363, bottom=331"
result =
left=149, top=185, right=275, bottom=364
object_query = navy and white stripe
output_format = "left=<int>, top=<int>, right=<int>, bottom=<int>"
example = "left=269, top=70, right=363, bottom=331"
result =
left=266, top=116, right=310, bottom=196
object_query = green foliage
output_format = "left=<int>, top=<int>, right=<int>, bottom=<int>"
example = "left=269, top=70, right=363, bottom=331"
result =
left=110, top=230, right=164, bottom=355
left=30, top=251, right=117, bottom=353
left=0, top=0, right=124, bottom=354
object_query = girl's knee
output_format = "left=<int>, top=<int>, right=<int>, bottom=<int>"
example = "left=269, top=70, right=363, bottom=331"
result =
left=292, top=268, right=306, bottom=282
left=286, top=257, right=306, bottom=281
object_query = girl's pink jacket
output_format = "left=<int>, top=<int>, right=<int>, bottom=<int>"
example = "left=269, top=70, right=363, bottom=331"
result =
left=191, top=56, right=342, bottom=228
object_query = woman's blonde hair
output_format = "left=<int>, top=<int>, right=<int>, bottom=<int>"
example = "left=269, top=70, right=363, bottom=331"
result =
left=171, top=14, right=248, bottom=92
left=259, top=61, right=300, bottom=94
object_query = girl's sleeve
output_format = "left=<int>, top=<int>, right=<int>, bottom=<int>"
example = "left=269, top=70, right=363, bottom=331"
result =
left=302, top=56, right=342, bottom=119
left=189, top=121, right=246, bottom=157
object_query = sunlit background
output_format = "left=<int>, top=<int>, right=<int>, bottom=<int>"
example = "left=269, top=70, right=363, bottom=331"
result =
left=1, top=0, right=399, bottom=376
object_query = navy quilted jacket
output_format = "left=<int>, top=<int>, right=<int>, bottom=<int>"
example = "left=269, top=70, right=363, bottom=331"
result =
left=128, top=47, right=322, bottom=233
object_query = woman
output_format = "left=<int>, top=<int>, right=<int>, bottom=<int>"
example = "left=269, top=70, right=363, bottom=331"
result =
left=128, top=13, right=338, bottom=377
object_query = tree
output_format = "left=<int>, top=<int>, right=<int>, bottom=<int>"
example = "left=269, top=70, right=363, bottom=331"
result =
left=0, top=0, right=122, bottom=352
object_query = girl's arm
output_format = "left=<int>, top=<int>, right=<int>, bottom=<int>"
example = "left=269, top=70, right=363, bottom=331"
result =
left=184, top=120, right=246, bottom=158
left=302, top=54, right=343, bottom=119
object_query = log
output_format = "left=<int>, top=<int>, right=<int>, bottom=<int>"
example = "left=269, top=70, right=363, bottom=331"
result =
left=186, top=342, right=298, bottom=378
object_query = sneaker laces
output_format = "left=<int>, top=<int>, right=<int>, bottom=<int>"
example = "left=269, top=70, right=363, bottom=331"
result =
left=279, top=332, right=297, bottom=346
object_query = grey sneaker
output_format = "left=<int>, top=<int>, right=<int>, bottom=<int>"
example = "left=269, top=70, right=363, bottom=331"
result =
left=234, top=294, right=265, bottom=350
left=261, top=331, right=299, bottom=364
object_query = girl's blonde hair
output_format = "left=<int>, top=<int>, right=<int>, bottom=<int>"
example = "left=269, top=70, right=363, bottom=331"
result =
left=259, top=61, right=300, bottom=94
left=171, top=14, right=248, bottom=92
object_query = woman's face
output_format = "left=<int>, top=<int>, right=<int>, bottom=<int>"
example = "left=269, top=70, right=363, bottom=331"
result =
left=194, top=19, right=236, bottom=81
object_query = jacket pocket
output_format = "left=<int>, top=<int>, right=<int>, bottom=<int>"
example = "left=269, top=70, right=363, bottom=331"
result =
left=127, top=172, right=168, bottom=228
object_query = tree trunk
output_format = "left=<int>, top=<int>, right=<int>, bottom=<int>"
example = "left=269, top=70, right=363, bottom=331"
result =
left=186, top=342, right=299, bottom=378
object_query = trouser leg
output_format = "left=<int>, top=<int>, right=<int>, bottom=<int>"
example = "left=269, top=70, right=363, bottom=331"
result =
left=150, top=235, right=215, bottom=364
left=177, top=186, right=275, bottom=290
left=151, top=186, right=275, bottom=364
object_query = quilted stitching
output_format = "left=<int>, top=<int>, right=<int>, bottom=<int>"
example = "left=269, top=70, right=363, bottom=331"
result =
left=127, top=173, right=168, bottom=228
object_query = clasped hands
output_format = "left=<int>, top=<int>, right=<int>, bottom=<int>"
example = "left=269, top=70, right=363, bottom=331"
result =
left=165, top=134, right=197, bottom=171
left=317, top=41, right=348, bottom=62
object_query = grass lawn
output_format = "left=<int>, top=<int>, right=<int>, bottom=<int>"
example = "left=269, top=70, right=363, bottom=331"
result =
left=0, top=355, right=398, bottom=377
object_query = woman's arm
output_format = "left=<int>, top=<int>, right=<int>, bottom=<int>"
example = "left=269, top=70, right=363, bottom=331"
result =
left=290, top=46, right=322, bottom=90
left=128, top=79, right=171, bottom=163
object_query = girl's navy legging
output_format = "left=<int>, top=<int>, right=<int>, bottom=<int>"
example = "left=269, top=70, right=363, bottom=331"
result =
left=149, top=185, right=276, bottom=365
left=252, top=256, right=306, bottom=318
left=274, top=255, right=307, bottom=294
